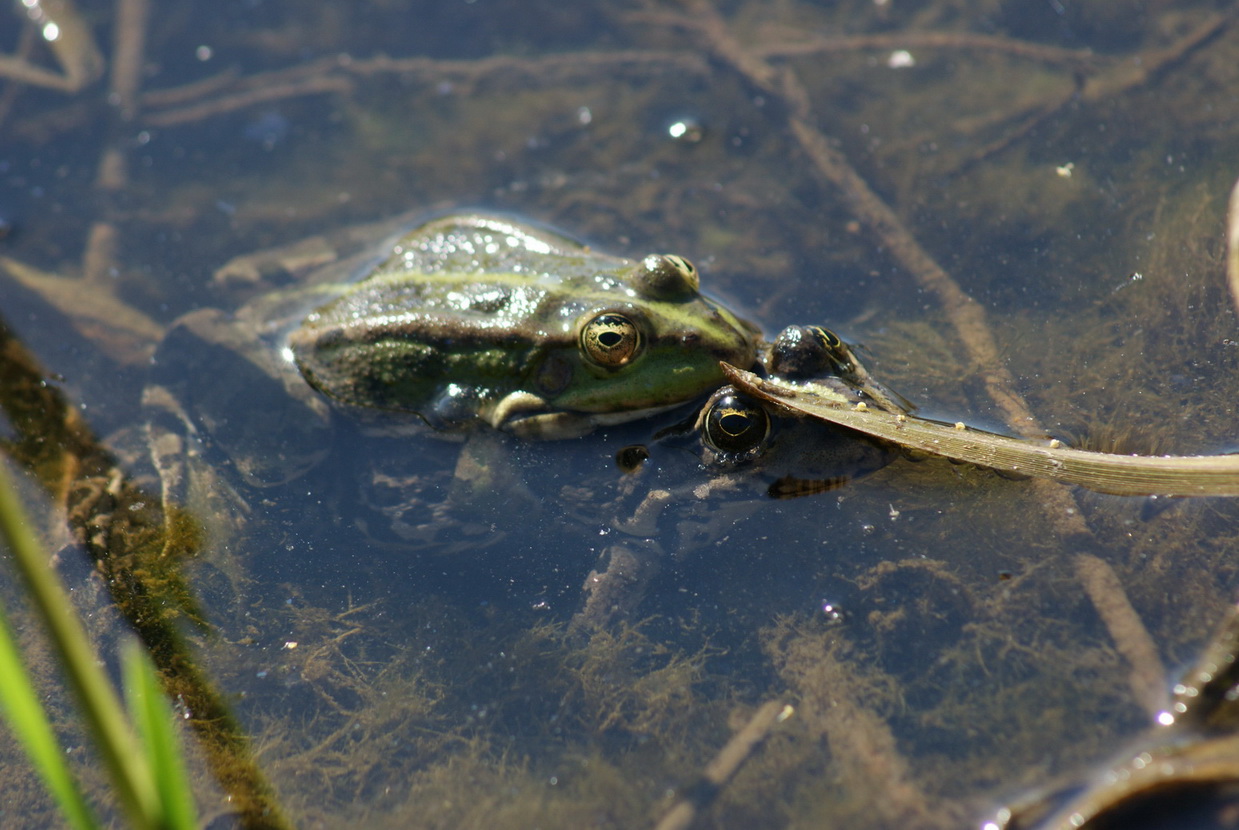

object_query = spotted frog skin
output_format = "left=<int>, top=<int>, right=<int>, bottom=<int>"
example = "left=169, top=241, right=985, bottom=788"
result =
left=145, top=212, right=761, bottom=497
left=242, top=213, right=761, bottom=439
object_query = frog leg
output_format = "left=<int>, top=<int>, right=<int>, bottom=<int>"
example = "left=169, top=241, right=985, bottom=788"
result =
left=2, top=0, right=104, bottom=93
left=568, top=487, right=680, bottom=629
left=152, top=308, right=334, bottom=489
left=142, top=380, right=251, bottom=557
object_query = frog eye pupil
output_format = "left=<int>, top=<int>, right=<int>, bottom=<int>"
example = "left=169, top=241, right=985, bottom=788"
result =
left=812, top=326, right=842, bottom=348
left=719, top=411, right=752, bottom=436
left=668, top=255, right=695, bottom=275
left=703, top=393, right=771, bottom=454
left=580, top=312, right=642, bottom=369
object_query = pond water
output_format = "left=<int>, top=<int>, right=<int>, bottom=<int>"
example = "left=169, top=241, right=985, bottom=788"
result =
left=3, top=0, right=1239, bottom=827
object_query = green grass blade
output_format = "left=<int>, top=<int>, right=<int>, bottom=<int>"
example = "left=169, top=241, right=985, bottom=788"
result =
left=122, top=637, right=198, bottom=830
left=0, top=605, right=96, bottom=830
left=0, top=461, right=157, bottom=829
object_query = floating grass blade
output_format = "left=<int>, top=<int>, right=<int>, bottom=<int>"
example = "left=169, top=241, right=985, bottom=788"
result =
left=723, top=364, right=1239, bottom=497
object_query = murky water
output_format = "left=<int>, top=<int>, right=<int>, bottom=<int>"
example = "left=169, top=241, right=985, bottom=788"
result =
left=3, top=1, right=1239, bottom=827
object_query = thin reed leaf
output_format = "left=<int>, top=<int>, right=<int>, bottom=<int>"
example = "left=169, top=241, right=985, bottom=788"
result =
left=0, top=604, right=96, bottom=830
left=0, top=461, right=157, bottom=829
left=123, top=637, right=198, bottom=830
left=724, top=364, right=1239, bottom=497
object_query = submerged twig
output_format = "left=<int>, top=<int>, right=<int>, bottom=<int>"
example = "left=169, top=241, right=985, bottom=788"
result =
left=0, top=0, right=104, bottom=93
left=142, top=74, right=352, bottom=128
left=1, top=255, right=161, bottom=364
left=754, top=31, right=1101, bottom=69
left=963, top=13, right=1231, bottom=169
left=140, top=49, right=709, bottom=129
left=0, top=23, right=38, bottom=132
left=83, top=0, right=151, bottom=287
left=1077, top=14, right=1229, bottom=105
left=653, top=700, right=792, bottom=830
left=1072, top=555, right=1168, bottom=717
left=108, top=0, right=150, bottom=121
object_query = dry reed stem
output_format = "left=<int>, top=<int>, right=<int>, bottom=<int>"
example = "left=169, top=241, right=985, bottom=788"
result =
left=755, top=30, right=1101, bottom=68
left=1228, top=175, right=1239, bottom=317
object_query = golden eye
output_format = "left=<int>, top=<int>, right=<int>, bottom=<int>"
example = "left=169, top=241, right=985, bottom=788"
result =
left=809, top=325, right=842, bottom=350
left=703, top=392, right=771, bottom=454
left=580, top=312, right=642, bottom=369
left=631, top=253, right=699, bottom=299
left=809, top=325, right=852, bottom=373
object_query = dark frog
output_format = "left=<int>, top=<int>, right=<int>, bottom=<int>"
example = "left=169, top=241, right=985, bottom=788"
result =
left=575, top=325, right=902, bottom=625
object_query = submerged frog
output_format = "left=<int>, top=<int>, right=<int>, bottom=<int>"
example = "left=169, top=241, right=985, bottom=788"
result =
left=695, top=324, right=910, bottom=482
left=575, top=325, right=900, bottom=626
left=145, top=213, right=761, bottom=499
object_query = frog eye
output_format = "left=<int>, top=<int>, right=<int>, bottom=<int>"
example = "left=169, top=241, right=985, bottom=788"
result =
left=808, top=326, right=853, bottom=372
left=809, top=326, right=842, bottom=350
left=632, top=254, right=700, bottom=299
left=769, top=325, right=829, bottom=378
left=769, top=324, right=852, bottom=379
left=580, top=312, right=643, bottom=369
left=703, top=392, right=771, bottom=454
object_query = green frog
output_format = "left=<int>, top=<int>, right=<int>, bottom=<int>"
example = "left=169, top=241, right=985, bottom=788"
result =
left=145, top=212, right=761, bottom=501
left=258, top=213, right=758, bottom=437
